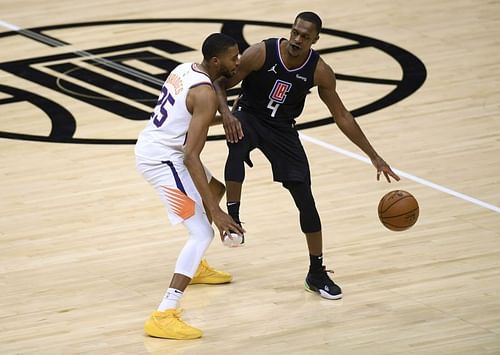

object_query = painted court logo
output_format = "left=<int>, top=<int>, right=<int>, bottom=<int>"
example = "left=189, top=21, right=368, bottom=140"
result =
left=0, top=19, right=426, bottom=144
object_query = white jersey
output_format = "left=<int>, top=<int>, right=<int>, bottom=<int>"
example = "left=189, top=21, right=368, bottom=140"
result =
left=135, top=63, right=213, bottom=163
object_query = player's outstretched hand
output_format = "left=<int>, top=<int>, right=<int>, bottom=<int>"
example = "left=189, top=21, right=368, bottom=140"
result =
left=372, top=156, right=400, bottom=183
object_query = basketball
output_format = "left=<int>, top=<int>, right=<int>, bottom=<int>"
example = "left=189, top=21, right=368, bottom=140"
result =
left=223, top=232, right=243, bottom=248
left=378, top=190, right=419, bottom=231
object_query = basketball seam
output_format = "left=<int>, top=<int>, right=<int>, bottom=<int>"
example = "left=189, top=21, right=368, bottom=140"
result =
left=380, top=195, right=414, bottom=214
left=381, top=220, right=408, bottom=230
left=381, top=207, right=419, bottom=219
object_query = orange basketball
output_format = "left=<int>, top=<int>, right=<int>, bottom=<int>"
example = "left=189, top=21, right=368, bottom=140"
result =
left=378, top=190, right=419, bottom=231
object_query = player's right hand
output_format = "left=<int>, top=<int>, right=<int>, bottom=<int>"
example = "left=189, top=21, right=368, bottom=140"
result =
left=371, top=155, right=400, bottom=182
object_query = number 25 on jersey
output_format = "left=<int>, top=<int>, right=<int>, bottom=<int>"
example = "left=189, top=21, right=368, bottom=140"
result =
left=152, top=86, right=176, bottom=128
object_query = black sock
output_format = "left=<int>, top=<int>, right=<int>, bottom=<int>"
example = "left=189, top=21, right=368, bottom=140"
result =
left=226, top=201, right=241, bottom=224
left=309, top=254, right=324, bottom=272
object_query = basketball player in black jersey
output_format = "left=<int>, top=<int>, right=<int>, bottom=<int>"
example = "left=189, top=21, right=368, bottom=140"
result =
left=214, top=12, right=400, bottom=299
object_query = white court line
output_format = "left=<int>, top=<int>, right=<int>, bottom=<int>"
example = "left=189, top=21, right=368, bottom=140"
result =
left=299, top=133, right=500, bottom=214
left=0, top=19, right=164, bottom=86
left=0, top=20, right=20, bottom=31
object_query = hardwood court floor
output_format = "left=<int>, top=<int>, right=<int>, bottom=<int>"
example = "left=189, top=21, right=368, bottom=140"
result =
left=1, top=0, right=499, bottom=354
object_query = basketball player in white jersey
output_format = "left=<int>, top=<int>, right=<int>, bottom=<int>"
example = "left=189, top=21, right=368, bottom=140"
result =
left=135, top=33, right=243, bottom=340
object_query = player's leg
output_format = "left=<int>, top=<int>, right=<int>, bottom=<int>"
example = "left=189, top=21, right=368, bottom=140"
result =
left=224, top=139, right=250, bottom=223
left=137, top=161, right=225, bottom=339
left=190, top=176, right=232, bottom=284
left=283, top=181, right=342, bottom=300
left=224, top=112, right=257, bottom=236
left=281, top=180, right=323, bottom=254
left=145, top=205, right=215, bottom=339
left=258, top=127, right=342, bottom=300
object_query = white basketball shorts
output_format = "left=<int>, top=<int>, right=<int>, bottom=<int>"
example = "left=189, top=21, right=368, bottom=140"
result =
left=136, top=157, right=212, bottom=225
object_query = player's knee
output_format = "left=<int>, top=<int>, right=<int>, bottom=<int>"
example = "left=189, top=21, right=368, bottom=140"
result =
left=283, top=181, right=315, bottom=206
left=193, top=221, right=215, bottom=243
left=225, top=143, right=249, bottom=182
left=300, top=212, right=321, bottom=233
left=175, top=218, right=214, bottom=277
left=283, top=181, right=322, bottom=233
left=184, top=210, right=215, bottom=244
left=226, top=138, right=249, bottom=160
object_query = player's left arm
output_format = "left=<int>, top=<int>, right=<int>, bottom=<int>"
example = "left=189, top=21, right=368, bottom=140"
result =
left=315, top=58, right=400, bottom=182
left=209, top=114, right=222, bottom=126
left=184, top=85, right=244, bottom=237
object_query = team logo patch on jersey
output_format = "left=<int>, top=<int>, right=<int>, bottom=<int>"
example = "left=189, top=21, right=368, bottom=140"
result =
left=269, top=80, right=292, bottom=104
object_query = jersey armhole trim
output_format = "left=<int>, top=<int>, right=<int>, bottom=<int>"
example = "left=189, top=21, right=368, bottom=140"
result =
left=189, top=82, right=214, bottom=90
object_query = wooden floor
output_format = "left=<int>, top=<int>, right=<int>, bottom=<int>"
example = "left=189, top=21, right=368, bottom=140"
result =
left=1, top=0, right=500, bottom=354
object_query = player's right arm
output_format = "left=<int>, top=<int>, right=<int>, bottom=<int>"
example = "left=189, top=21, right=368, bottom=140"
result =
left=214, top=42, right=266, bottom=143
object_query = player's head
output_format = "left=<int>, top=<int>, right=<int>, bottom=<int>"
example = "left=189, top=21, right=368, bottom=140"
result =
left=295, top=12, right=322, bottom=35
left=202, top=33, right=240, bottom=78
left=287, top=12, right=322, bottom=57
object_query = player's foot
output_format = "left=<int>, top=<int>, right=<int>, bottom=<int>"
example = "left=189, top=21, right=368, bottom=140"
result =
left=189, top=259, right=232, bottom=284
left=305, top=267, right=343, bottom=300
left=144, top=309, right=202, bottom=339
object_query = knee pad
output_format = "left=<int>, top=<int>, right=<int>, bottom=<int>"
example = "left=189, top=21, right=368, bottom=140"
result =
left=283, top=181, right=321, bottom=233
left=224, top=138, right=252, bottom=182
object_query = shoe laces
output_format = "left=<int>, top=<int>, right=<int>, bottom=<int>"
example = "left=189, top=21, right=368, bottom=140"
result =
left=172, top=310, right=182, bottom=319
left=160, top=309, right=182, bottom=318
left=312, top=266, right=336, bottom=284
left=198, top=259, right=221, bottom=275
left=199, top=259, right=212, bottom=272
left=324, top=267, right=335, bottom=274
left=312, top=265, right=334, bottom=274
left=155, top=309, right=183, bottom=322
left=169, top=310, right=194, bottom=328
left=163, top=309, right=187, bottom=323
left=199, top=259, right=208, bottom=269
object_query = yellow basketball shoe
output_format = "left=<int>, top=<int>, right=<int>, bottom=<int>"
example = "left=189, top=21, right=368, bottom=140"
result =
left=190, top=259, right=232, bottom=284
left=144, top=309, right=202, bottom=340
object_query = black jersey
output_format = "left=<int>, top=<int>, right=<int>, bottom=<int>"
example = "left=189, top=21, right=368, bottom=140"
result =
left=237, top=38, right=319, bottom=126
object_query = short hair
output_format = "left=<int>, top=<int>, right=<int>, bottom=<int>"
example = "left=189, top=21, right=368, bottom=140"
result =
left=202, top=33, right=237, bottom=60
left=295, top=11, right=322, bottom=34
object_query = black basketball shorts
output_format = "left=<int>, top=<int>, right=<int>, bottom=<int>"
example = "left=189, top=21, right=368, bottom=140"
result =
left=234, top=110, right=311, bottom=184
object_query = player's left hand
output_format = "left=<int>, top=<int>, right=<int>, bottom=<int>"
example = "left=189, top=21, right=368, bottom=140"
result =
left=211, top=208, right=245, bottom=240
left=371, top=156, right=400, bottom=182
left=222, top=113, right=244, bottom=143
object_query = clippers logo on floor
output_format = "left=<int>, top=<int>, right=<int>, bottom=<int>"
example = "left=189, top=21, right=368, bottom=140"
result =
left=0, top=18, right=427, bottom=144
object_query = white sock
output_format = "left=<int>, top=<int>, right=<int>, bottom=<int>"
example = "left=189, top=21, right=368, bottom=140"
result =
left=157, top=288, right=183, bottom=311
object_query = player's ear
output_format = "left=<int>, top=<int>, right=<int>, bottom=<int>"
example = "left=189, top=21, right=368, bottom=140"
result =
left=212, top=56, right=221, bottom=66
left=312, top=35, right=319, bottom=44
